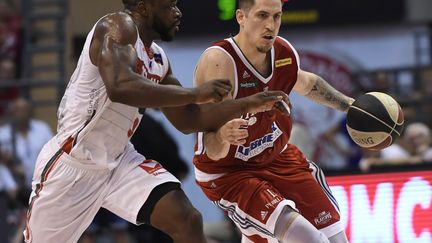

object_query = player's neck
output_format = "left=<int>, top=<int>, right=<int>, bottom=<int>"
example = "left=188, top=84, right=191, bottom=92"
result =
left=125, top=10, right=154, bottom=47
left=233, top=35, right=270, bottom=73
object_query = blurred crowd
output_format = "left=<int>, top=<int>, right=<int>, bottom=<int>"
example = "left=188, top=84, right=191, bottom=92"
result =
left=290, top=70, right=432, bottom=175
left=0, top=0, right=20, bottom=116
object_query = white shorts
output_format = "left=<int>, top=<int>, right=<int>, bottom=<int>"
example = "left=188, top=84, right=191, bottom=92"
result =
left=24, top=138, right=180, bottom=243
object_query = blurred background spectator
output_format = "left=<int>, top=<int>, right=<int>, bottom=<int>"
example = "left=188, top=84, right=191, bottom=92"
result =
left=0, top=97, right=52, bottom=243
left=0, top=150, right=17, bottom=243
left=0, top=0, right=20, bottom=117
left=359, top=122, right=432, bottom=172
left=0, top=97, right=53, bottom=199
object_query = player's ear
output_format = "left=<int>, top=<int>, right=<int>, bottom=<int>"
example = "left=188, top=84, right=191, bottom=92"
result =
left=236, top=9, right=246, bottom=27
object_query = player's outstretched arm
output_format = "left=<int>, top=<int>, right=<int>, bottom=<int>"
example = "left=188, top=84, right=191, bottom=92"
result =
left=160, top=48, right=286, bottom=134
left=93, top=13, right=231, bottom=108
left=293, top=70, right=355, bottom=112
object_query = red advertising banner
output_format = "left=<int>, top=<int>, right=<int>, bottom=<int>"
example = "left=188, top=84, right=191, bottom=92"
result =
left=327, top=171, right=432, bottom=243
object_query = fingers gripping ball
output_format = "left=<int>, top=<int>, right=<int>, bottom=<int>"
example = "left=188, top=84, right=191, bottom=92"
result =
left=346, top=92, right=404, bottom=150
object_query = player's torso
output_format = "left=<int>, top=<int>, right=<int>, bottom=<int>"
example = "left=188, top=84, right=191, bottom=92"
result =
left=56, top=20, right=168, bottom=168
left=194, top=37, right=299, bottom=172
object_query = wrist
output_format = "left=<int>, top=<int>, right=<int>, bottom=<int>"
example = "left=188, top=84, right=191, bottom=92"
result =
left=344, top=97, right=355, bottom=112
left=238, top=97, right=249, bottom=114
left=215, top=129, right=229, bottom=146
left=189, top=88, right=198, bottom=103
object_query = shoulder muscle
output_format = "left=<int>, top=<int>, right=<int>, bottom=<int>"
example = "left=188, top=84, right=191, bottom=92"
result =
left=90, top=12, right=138, bottom=66
left=195, top=47, right=235, bottom=88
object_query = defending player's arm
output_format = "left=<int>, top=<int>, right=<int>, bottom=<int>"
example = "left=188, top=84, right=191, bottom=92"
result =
left=293, top=70, right=355, bottom=112
left=160, top=49, right=287, bottom=134
left=93, top=13, right=231, bottom=108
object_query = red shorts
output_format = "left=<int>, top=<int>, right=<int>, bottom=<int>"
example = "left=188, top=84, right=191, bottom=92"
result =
left=196, top=160, right=343, bottom=242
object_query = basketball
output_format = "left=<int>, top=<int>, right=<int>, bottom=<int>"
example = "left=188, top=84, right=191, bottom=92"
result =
left=346, top=92, right=404, bottom=150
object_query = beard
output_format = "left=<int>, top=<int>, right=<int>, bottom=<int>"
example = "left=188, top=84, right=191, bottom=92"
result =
left=152, top=15, right=175, bottom=42
left=257, top=45, right=271, bottom=53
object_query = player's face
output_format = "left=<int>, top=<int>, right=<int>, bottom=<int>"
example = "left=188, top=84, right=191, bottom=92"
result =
left=242, top=0, right=282, bottom=53
left=152, top=0, right=182, bottom=41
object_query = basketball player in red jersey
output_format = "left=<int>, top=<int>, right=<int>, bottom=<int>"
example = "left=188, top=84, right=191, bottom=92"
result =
left=24, top=0, right=288, bottom=242
left=193, top=0, right=355, bottom=242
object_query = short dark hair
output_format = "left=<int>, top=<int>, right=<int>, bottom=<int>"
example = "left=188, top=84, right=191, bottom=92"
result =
left=122, top=0, right=154, bottom=10
left=122, top=0, right=139, bottom=10
left=238, top=0, right=285, bottom=11
left=238, top=0, right=255, bottom=10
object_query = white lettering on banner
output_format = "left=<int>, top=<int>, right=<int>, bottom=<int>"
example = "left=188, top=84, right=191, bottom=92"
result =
left=397, top=177, right=432, bottom=243
left=351, top=183, right=394, bottom=242
left=328, top=172, right=432, bottom=243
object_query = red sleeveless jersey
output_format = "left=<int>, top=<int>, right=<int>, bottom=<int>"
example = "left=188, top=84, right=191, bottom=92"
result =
left=194, top=37, right=302, bottom=174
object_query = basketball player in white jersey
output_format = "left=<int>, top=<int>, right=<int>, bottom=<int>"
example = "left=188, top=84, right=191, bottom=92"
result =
left=193, top=0, right=355, bottom=242
left=24, top=0, right=289, bottom=242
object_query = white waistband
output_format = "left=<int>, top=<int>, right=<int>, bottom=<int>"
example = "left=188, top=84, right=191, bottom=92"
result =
left=194, top=166, right=226, bottom=182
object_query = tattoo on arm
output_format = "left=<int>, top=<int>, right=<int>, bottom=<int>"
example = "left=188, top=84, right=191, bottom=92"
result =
left=306, top=76, right=353, bottom=112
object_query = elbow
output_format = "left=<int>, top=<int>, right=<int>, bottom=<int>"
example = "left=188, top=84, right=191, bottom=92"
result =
left=172, top=119, right=212, bottom=135
left=178, top=127, right=194, bottom=135
left=175, top=124, right=199, bottom=135
left=106, top=88, right=124, bottom=103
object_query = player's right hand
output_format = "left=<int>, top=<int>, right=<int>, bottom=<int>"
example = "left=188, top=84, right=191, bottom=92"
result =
left=244, top=91, right=287, bottom=114
left=193, top=79, right=232, bottom=104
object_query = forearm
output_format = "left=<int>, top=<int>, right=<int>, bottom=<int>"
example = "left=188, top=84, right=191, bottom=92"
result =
left=107, top=73, right=197, bottom=108
left=304, top=75, right=354, bottom=112
left=162, top=98, right=248, bottom=134
left=203, top=131, right=231, bottom=161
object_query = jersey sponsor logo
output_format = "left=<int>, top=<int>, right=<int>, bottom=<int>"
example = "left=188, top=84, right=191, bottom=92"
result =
left=136, top=58, right=144, bottom=74
left=239, top=80, right=258, bottom=89
left=314, top=211, right=332, bottom=226
left=235, top=122, right=282, bottom=161
left=137, top=58, right=162, bottom=83
left=275, top=58, right=292, bottom=68
left=264, top=189, right=283, bottom=209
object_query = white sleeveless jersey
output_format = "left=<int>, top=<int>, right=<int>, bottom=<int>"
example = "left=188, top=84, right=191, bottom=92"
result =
left=56, top=18, right=169, bottom=169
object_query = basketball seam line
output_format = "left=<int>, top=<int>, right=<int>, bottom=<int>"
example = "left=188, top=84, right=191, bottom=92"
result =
left=350, top=106, right=401, bottom=136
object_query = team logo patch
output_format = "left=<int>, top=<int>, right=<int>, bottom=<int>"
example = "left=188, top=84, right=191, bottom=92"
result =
left=314, top=211, right=332, bottom=226
left=235, top=122, right=282, bottom=161
left=239, top=80, right=258, bottom=89
left=275, top=58, right=292, bottom=68
left=139, top=159, right=166, bottom=175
